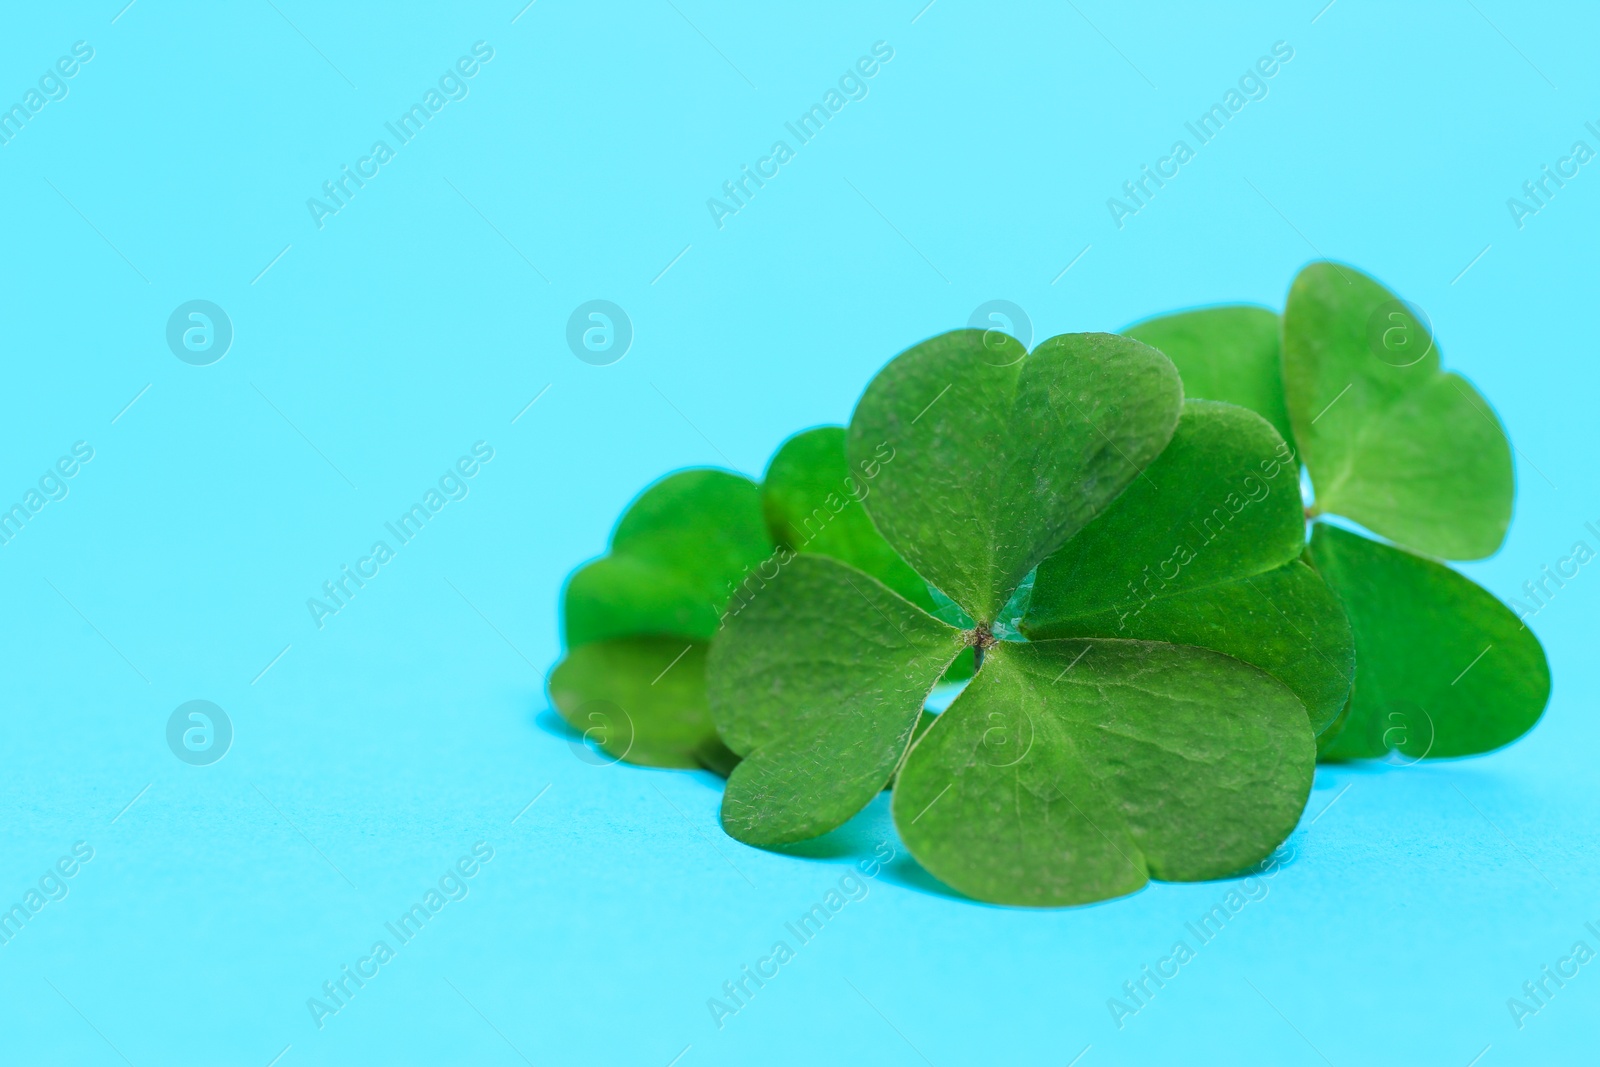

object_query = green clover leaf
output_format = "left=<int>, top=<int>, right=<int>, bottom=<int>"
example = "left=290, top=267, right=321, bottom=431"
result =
left=763, top=426, right=931, bottom=608
left=707, top=554, right=967, bottom=845
left=563, top=470, right=772, bottom=646
left=846, top=329, right=1182, bottom=624
left=1280, top=263, right=1545, bottom=757
left=1124, top=306, right=1294, bottom=447
left=762, top=425, right=975, bottom=680
left=892, top=639, right=1313, bottom=906
left=549, top=638, right=730, bottom=770
left=710, top=329, right=1184, bottom=852
left=1310, top=524, right=1549, bottom=759
left=552, top=257, right=1551, bottom=905
left=550, top=470, right=772, bottom=769
left=1024, top=400, right=1354, bottom=734
left=708, top=330, right=1314, bottom=903
left=1119, top=265, right=1548, bottom=760
left=1283, top=261, right=1512, bottom=560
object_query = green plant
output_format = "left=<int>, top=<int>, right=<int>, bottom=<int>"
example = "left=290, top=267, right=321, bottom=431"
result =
left=546, top=260, right=1549, bottom=907
left=1128, top=263, right=1549, bottom=759
left=549, top=469, right=769, bottom=772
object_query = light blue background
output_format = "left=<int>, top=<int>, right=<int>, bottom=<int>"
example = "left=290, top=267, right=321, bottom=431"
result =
left=1, top=1, right=1595, bottom=1063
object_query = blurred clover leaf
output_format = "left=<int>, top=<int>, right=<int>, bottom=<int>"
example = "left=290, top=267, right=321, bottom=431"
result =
left=706, top=329, right=1317, bottom=905
left=1128, top=263, right=1548, bottom=759
left=549, top=470, right=771, bottom=770
left=562, top=469, right=771, bottom=646
left=1125, top=306, right=1294, bottom=446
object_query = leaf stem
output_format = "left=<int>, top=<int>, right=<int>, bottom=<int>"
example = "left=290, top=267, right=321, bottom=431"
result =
left=969, top=624, right=996, bottom=671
